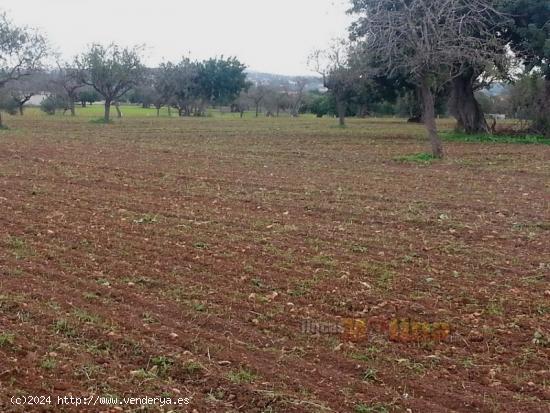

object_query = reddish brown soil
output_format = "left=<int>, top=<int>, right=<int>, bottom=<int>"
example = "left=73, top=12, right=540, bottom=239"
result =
left=0, top=116, right=548, bottom=412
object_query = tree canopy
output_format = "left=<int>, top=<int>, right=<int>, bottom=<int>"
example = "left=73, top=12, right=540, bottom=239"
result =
left=0, top=12, right=48, bottom=126
left=197, top=57, right=249, bottom=106
left=76, top=44, right=146, bottom=121
left=349, top=0, right=507, bottom=157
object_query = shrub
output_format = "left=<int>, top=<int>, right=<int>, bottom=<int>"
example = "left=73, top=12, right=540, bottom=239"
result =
left=0, top=94, right=19, bottom=115
left=40, top=95, right=67, bottom=115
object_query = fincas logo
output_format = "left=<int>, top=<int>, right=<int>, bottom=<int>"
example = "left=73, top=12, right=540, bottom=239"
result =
left=303, top=317, right=451, bottom=343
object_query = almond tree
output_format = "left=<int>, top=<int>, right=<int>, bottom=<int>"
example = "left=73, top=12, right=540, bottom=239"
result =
left=248, top=85, right=269, bottom=117
left=310, top=40, right=367, bottom=126
left=167, top=59, right=200, bottom=117
left=350, top=0, right=506, bottom=157
left=288, top=78, right=308, bottom=117
left=0, top=12, right=48, bottom=127
left=52, top=64, right=84, bottom=116
left=76, top=44, right=145, bottom=122
left=152, top=64, right=178, bottom=116
left=4, top=72, right=46, bottom=115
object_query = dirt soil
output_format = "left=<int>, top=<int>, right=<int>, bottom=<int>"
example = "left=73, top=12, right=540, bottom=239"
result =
left=0, top=116, right=549, bottom=412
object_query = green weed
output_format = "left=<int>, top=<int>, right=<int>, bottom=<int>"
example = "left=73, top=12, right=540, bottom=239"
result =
left=442, top=131, right=550, bottom=145
left=394, top=152, right=439, bottom=164
left=227, top=368, right=256, bottom=384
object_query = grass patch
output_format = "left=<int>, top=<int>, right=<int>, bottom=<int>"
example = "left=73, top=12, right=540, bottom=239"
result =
left=149, top=355, right=174, bottom=377
left=53, top=319, right=76, bottom=337
left=227, top=368, right=256, bottom=384
left=394, top=152, right=438, bottom=164
left=442, top=131, right=550, bottom=145
left=534, top=222, right=550, bottom=230
left=181, top=360, right=203, bottom=375
left=361, top=368, right=379, bottom=382
left=396, top=358, right=426, bottom=374
left=0, top=333, right=15, bottom=347
left=40, top=357, right=57, bottom=371
left=351, top=346, right=381, bottom=362
left=311, top=254, right=337, bottom=268
left=190, top=301, right=206, bottom=312
left=141, top=312, right=156, bottom=324
left=85, top=340, right=111, bottom=356
left=75, top=364, right=102, bottom=380
left=73, top=309, right=103, bottom=325
left=7, top=236, right=32, bottom=259
left=532, top=331, right=549, bottom=347
left=133, top=214, right=158, bottom=224
left=289, top=279, right=315, bottom=297
left=355, top=403, right=391, bottom=413
left=350, top=244, right=369, bottom=254
left=83, top=292, right=100, bottom=301
left=486, top=300, right=505, bottom=316
left=360, top=261, right=395, bottom=290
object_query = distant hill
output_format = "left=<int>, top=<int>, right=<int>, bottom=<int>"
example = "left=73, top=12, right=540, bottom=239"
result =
left=246, top=71, right=324, bottom=91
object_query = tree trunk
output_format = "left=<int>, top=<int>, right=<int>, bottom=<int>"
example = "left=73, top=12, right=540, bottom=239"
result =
left=156, top=107, right=160, bottom=117
left=420, top=79, right=444, bottom=158
left=0, top=111, right=3, bottom=128
left=533, top=78, right=550, bottom=138
left=543, top=79, right=550, bottom=138
left=255, top=103, right=260, bottom=117
left=358, top=104, right=369, bottom=118
left=115, top=102, right=122, bottom=118
left=336, top=99, right=346, bottom=126
left=19, top=105, right=24, bottom=116
left=199, top=100, right=206, bottom=117
left=449, top=68, right=488, bottom=134
left=70, top=98, right=76, bottom=116
left=81, top=101, right=86, bottom=108
left=104, top=100, right=111, bottom=122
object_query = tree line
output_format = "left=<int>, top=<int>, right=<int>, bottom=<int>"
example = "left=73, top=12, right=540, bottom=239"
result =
left=1, top=45, right=250, bottom=123
left=0, top=12, right=251, bottom=125
left=0, top=2, right=549, bottom=158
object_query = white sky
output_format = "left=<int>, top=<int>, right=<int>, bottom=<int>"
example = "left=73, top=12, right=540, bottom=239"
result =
left=1, top=0, right=352, bottom=76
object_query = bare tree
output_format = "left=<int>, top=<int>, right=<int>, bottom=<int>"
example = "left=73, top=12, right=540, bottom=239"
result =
left=0, top=13, right=48, bottom=127
left=151, top=63, right=178, bottom=116
left=350, top=0, right=506, bottom=157
left=263, top=88, right=288, bottom=117
left=4, top=73, right=46, bottom=115
left=310, top=40, right=365, bottom=126
left=8, top=89, right=34, bottom=115
left=75, top=44, right=145, bottom=122
left=273, top=91, right=290, bottom=117
left=288, top=78, right=308, bottom=117
left=232, top=92, right=251, bottom=118
left=248, top=85, right=269, bottom=117
left=51, top=64, right=84, bottom=116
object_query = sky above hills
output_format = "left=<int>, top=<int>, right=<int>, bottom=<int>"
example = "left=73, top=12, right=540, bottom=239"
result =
left=2, top=0, right=352, bottom=76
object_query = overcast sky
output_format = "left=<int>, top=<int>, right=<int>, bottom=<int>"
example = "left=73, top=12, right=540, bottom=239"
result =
left=2, top=0, right=352, bottom=76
